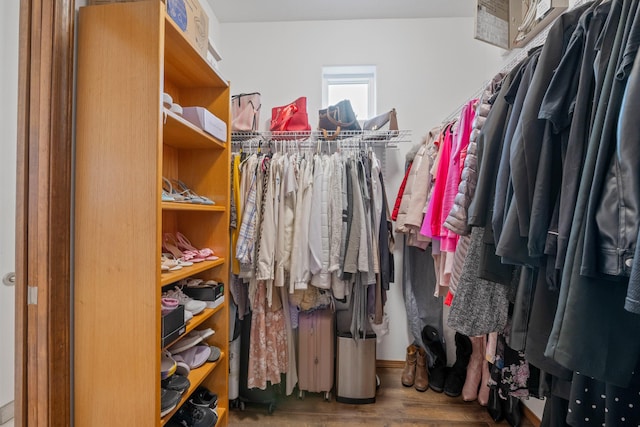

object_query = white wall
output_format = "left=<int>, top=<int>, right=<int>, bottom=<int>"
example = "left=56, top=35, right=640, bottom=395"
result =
left=0, top=0, right=19, bottom=409
left=219, top=17, right=505, bottom=361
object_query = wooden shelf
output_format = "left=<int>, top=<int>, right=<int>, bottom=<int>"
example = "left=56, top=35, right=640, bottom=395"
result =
left=160, top=353, right=226, bottom=425
left=164, top=14, right=228, bottom=89
left=162, top=201, right=225, bottom=212
left=162, top=304, right=225, bottom=350
left=161, top=258, right=225, bottom=287
left=163, top=109, right=226, bottom=150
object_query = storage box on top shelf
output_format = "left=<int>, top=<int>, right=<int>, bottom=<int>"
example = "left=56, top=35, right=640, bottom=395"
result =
left=474, top=0, right=568, bottom=50
left=166, top=0, right=209, bottom=57
left=182, top=107, right=228, bottom=142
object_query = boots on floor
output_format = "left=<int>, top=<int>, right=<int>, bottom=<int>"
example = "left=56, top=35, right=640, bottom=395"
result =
left=477, top=339, right=491, bottom=406
left=422, top=325, right=447, bottom=393
left=444, top=332, right=472, bottom=397
left=462, top=335, right=484, bottom=401
left=414, top=346, right=429, bottom=392
left=401, top=344, right=418, bottom=387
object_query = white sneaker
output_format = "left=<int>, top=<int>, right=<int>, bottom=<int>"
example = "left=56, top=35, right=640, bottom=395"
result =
left=163, top=286, right=207, bottom=315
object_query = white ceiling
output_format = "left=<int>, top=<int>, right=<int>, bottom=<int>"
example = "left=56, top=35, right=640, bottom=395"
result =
left=208, top=0, right=477, bottom=23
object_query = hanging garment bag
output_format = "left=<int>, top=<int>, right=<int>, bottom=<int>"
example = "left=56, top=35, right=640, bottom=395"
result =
left=297, top=308, right=335, bottom=401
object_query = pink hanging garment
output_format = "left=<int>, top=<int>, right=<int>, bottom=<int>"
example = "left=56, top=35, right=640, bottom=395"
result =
left=420, top=124, right=454, bottom=238
left=440, top=99, right=477, bottom=253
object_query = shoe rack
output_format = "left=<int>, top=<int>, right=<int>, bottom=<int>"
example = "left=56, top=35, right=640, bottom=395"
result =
left=74, top=1, right=230, bottom=426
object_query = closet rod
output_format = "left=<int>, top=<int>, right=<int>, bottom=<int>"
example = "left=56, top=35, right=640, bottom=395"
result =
left=440, top=0, right=592, bottom=124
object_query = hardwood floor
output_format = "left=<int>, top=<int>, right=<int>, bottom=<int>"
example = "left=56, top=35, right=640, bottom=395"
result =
left=228, top=367, right=536, bottom=426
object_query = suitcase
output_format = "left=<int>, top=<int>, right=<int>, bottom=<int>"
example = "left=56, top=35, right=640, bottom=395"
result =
left=234, top=311, right=278, bottom=414
left=297, top=308, right=335, bottom=401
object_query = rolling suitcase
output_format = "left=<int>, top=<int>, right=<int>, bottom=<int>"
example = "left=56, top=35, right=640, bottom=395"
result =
left=297, top=308, right=335, bottom=401
left=236, top=311, right=278, bottom=414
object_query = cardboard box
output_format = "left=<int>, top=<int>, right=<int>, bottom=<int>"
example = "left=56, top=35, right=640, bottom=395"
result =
left=474, top=0, right=568, bottom=50
left=166, top=0, right=209, bottom=57
left=182, top=107, right=227, bottom=142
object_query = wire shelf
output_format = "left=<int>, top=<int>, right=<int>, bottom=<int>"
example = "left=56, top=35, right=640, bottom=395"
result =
left=231, top=129, right=411, bottom=148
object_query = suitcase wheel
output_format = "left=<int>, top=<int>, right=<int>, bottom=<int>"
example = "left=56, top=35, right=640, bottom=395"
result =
left=239, top=401, right=246, bottom=411
left=268, top=403, right=275, bottom=415
left=323, top=391, right=331, bottom=402
left=298, top=390, right=305, bottom=400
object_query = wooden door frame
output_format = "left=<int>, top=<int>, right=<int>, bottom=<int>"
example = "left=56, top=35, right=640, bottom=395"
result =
left=16, top=0, right=74, bottom=425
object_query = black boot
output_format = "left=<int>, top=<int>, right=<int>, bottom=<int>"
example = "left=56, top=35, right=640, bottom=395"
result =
left=444, top=332, right=472, bottom=397
left=422, top=325, right=447, bottom=393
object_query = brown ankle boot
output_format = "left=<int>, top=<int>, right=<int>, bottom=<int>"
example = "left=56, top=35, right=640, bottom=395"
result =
left=414, top=346, right=429, bottom=392
left=462, top=336, right=484, bottom=401
left=401, top=344, right=418, bottom=387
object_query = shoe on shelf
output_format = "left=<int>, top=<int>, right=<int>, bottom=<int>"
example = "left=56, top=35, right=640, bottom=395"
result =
left=162, top=373, right=191, bottom=395
left=161, top=255, right=182, bottom=272
left=164, top=233, right=205, bottom=264
left=172, top=353, right=191, bottom=377
left=205, top=345, right=221, bottom=363
left=168, top=332, right=204, bottom=355
left=164, top=252, right=194, bottom=268
left=161, top=388, right=182, bottom=417
left=163, top=286, right=207, bottom=315
left=161, top=350, right=177, bottom=380
left=184, top=309, right=193, bottom=324
left=163, top=177, right=190, bottom=203
left=171, top=179, right=215, bottom=206
left=161, top=297, right=179, bottom=316
left=175, top=232, right=218, bottom=261
left=172, top=402, right=218, bottom=427
left=173, top=345, right=211, bottom=370
left=189, top=387, right=218, bottom=411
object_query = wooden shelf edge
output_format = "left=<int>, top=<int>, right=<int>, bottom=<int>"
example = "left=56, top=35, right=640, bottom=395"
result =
left=162, top=201, right=225, bottom=212
left=160, top=258, right=226, bottom=287
left=163, top=108, right=227, bottom=150
left=160, top=353, right=226, bottom=425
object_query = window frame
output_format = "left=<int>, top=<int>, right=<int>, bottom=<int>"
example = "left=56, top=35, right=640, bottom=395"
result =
left=322, top=65, right=376, bottom=121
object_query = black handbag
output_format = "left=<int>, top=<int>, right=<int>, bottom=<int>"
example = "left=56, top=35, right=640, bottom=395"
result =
left=318, top=99, right=361, bottom=138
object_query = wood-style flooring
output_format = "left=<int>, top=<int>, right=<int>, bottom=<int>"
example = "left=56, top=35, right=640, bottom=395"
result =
left=228, top=367, right=536, bottom=426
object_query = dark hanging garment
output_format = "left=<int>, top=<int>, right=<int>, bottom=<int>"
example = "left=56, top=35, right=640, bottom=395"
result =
left=583, top=0, right=640, bottom=277
left=492, top=49, right=542, bottom=253
left=496, top=3, right=593, bottom=266
left=468, top=59, right=525, bottom=228
left=539, top=0, right=612, bottom=273
left=546, top=0, right=640, bottom=388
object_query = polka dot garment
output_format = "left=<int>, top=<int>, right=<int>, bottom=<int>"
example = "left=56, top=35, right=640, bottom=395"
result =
left=566, top=371, right=640, bottom=426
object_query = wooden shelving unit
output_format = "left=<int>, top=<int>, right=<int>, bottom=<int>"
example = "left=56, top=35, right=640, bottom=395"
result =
left=74, top=1, right=230, bottom=425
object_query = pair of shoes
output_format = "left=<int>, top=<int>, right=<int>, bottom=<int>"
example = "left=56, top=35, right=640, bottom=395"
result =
left=189, top=387, right=218, bottom=413
left=422, top=325, right=447, bottom=393
left=487, top=387, right=521, bottom=426
left=164, top=233, right=218, bottom=264
left=163, top=286, right=207, bottom=315
left=400, top=344, right=429, bottom=392
left=163, top=373, right=191, bottom=395
left=162, top=177, right=215, bottom=205
left=171, top=401, right=218, bottom=427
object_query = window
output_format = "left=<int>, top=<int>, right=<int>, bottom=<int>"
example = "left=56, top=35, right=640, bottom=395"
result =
left=322, top=65, right=376, bottom=121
